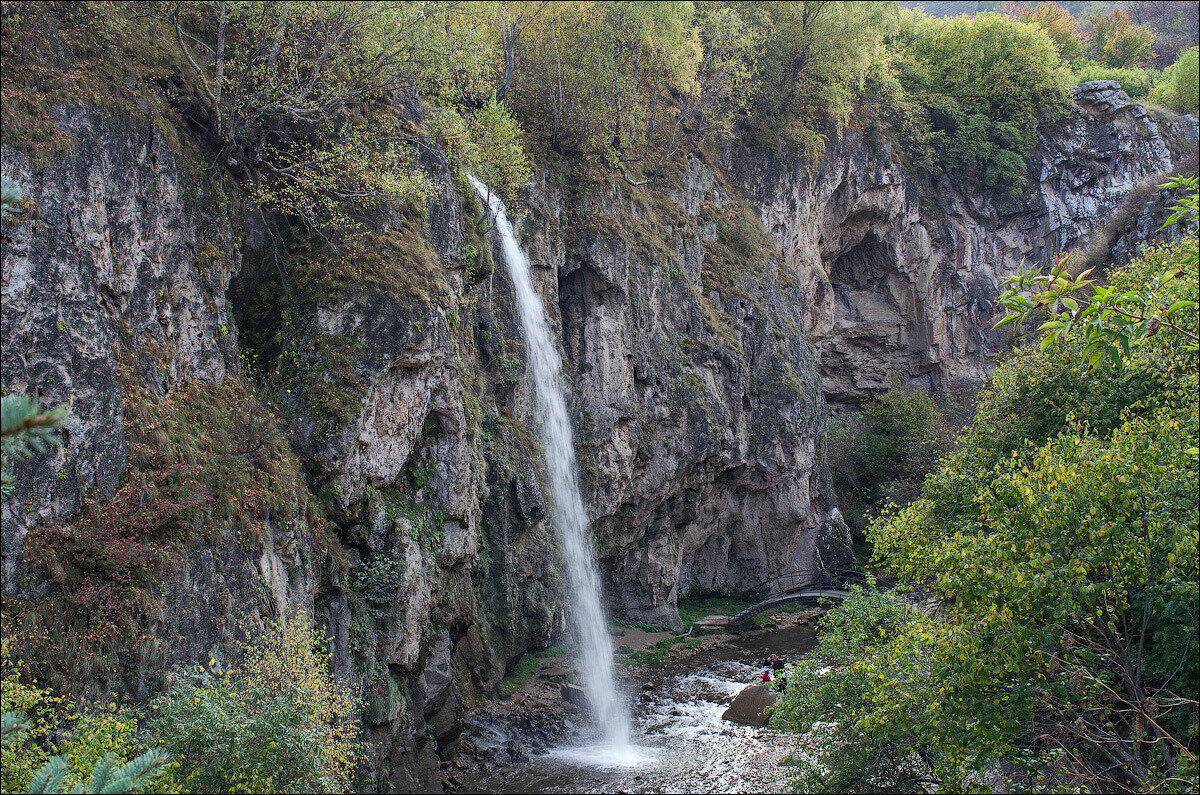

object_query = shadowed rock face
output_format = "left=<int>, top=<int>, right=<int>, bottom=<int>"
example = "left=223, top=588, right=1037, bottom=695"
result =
left=2, top=80, right=1187, bottom=791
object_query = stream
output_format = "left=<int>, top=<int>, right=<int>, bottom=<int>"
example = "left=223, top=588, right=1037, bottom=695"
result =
left=464, top=622, right=818, bottom=794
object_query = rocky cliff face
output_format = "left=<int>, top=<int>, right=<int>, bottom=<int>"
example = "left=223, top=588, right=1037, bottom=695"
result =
left=510, top=154, right=849, bottom=628
left=738, top=80, right=1190, bottom=406
left=2, top=80, right=1189, bottom=792
left=1, top=104, right=561, bottom=790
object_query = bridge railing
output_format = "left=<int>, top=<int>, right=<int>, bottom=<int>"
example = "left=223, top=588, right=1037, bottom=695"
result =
left=745, top=566, right=867, bottom=597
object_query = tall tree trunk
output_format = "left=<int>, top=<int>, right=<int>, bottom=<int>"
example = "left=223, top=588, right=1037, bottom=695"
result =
left=498, top=23, right=516, bottom=101
left=551, top=24, right=563, bottom=147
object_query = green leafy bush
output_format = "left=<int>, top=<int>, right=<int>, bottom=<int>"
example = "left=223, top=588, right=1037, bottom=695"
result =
left=149, top=615, right=359, bottom=793
left=773, top=237, right=1199, bottom=792
left=1150, top=47, right=1200, bottom=113
left=1, top=640, right=59, bottom=791
left=1073, top=60, right=1160, bottom=98
left=888, top=10, right=1073, bottom=196
left=769, top=582, right=914, bottom=791
left=1085, top=8, right=1156, bottom=69
left=826, top=377, right=956, bottom=535
left=1010, top=1, right=1083, bottom=65
left=3, top=712, right=167, bottom=795
left=55, top=708, right=174, bottom=793
left=2, top=641, right=169, bottom=794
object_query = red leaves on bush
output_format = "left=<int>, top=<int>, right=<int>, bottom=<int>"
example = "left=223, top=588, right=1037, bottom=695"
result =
left=63, top=465, right=210, bottom=587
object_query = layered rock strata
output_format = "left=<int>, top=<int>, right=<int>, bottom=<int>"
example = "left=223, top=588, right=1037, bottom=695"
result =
left=738, top=80, right=1189, bottom=405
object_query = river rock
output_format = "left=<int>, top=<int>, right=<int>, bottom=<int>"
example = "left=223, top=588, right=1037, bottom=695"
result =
left=560, top=682, right=590, bottom=711
left=540, top=665, right=572, bottom=681
left=721, top=684, right=778, bottom=728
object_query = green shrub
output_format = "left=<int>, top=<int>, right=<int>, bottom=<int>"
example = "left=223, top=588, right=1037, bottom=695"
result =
left=826, top=376, right=956, bottom=536
left=55, top=709, right=173, bottom=793
left=886, top=10, right=1073, bottom=195
left=1, top=640, right=59, bottom=792
left=1073, top=60, right=1160, bottom=98
left=774, top=239, right=1200, bottom=793
left=769, top=582, right=913, bottom=792
left=1084, top=8, right=1156, bottom=70
left=149, top=615, right=359, bottom=794
left=1149, top=47, right=1200, bottom=113
left=2, top=641, right=170, bottom=794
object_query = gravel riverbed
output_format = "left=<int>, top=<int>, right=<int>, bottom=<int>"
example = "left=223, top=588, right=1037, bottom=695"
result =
left=451, top=611, right=824, bottom=794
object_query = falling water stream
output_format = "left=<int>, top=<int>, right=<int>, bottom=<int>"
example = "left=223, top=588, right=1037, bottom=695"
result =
left=469, top=177, right=643, bottom=766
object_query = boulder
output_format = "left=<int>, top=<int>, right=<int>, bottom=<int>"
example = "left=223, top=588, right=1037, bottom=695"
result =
left=559, top=682, right=590, bottom=711
left=539, top=665, right=572, bottom=681
left=721, top=684, right=777, bottom=728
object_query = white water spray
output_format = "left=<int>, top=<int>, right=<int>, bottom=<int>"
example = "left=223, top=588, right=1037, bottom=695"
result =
left=470, top=177, right=640, bottom=763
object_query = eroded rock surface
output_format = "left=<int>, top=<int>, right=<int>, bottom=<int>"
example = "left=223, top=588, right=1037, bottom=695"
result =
left=739, top=80, right=1188, bottom=405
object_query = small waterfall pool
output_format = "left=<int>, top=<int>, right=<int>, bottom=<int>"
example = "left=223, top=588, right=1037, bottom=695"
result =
left=465, top=622, right=818, bottom=794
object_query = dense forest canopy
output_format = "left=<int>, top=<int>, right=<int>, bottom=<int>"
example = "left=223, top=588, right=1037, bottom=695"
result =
left=5, top=0, right=1195, bottom=239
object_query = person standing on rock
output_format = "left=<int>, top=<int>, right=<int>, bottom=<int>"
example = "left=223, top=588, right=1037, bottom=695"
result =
left=767, top=654, right=787, bottom=692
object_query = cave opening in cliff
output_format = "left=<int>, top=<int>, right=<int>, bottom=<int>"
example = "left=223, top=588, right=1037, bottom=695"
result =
left=829, top=232, right=893, bottom=291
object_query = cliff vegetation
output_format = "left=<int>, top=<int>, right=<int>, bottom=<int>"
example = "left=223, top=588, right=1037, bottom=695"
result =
left=1, top=1, right=1196, bottom=793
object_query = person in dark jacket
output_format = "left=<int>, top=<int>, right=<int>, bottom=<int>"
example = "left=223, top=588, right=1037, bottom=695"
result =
left=767, top=654, right=787, bottom=691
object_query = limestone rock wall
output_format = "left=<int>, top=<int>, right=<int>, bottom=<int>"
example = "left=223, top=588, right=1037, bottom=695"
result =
left=512, top=158, right=844, bottom=627
left=737, top=80, right=1188, bottom=405
left=1, top=105, right=567, bottom=792
left=0, top=107, right=289, bottom=700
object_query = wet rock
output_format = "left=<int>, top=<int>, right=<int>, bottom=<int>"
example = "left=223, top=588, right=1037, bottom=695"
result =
left=721, top=684, right=777, bottom=728
left=416, top=631, right=453, bottom=717
left=560, top=682, right=590, bottom=711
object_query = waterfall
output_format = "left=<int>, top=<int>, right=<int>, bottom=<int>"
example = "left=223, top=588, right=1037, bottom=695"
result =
left=469, top=176, right=636, bottom=761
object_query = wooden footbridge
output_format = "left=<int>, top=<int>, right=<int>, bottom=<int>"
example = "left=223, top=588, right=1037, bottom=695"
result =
left=727, top=567, right=866, bottom=626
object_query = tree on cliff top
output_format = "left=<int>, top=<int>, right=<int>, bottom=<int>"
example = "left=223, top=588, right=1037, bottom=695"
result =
left=142, top=1, right=469, bottom=240
left=1150, top=45, right=1200, bottom=113
left=1005, top=1, right=1085, bottom=64
left=505, top=1, right=758, bottom=181
left=886, top=9, right=1072, bottom=195
left=748, top=0, right=892, bottom=162
left=1085, top=8, right=1157, bottom=68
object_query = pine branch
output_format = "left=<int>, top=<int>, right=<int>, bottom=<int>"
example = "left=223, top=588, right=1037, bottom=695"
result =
left=27, top=756, right=69, bottom=795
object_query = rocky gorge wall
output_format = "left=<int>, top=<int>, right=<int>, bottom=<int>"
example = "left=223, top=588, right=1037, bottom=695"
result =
left=737, top=80, right=1196, bottom=406
left=1, top=80, right=1192, bottom=792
